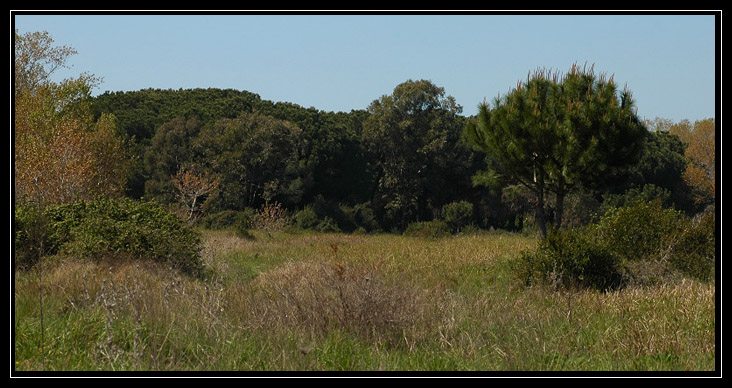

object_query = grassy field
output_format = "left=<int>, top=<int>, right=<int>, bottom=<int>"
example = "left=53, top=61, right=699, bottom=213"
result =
left=13, top=229, right=717, bottom=374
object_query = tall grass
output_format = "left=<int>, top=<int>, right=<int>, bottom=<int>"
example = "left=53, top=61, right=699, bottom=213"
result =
left=13, top=230, right=716, bottom=373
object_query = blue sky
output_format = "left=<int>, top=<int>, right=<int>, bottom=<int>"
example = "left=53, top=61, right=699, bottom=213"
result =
left=13, top=12, right=718, bottom=123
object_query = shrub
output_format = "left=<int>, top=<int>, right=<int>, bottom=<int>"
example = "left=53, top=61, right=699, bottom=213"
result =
left=234, top=221, right=256, bottom=240
left=294, top=206, right=341, bottom=233
left=339, top=202, right=379, bottom=233
left=665, top=211, right=715, bottom=281
left=295, top=202, right=378, bottom=234
left=599, top=184, right=672, bottom=218
left=201, top=209, right=255, bottom=230
left=596, top=198, right=681, bottom=263
left=253, top=201, right=291, bottom=236
left=352, top=203, right=379, bottom=232
left=441, top=201, right=473, bottom=233
left=403, top=220, right=450, bottom=239
left=458, top=224, right=482, bottom=235
left=517, top=226, right=623, bottom=291
left=14, top=203, right=49, bottom=269
left=15, top=197, right=204, bottom=275
left=601, top=199, right=716, bottom=284
left=310, top=194, right=342, bottom=224
left=517, top=199, right=716, bottom=290
left=200, top=210, right=237, bottom=229
left=204, top=208, right=259, bottom=239
left=315, top=216, right=341, bottom=233
left=294, top=206, right=320, bottom=230
left=560, top=191, right=602, bottom=228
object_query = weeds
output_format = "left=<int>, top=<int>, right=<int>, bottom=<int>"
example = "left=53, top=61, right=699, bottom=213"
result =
left=13, top=232, right=716, bottom=372
left=238, top=259, right=441, bottom=348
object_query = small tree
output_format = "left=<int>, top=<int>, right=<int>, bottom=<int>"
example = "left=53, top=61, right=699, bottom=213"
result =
left=254, top=201, right=291, bottom=238
left=171, top=166, right=220, bottom=222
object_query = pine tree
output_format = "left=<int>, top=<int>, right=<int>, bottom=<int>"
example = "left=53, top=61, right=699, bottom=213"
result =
left=465, top=64, right=648, bottom=238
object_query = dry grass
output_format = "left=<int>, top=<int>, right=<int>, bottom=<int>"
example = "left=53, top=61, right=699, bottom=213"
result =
left=14, top=230, right=717, bottom=372
left=232, top=259, right=443, bottom=348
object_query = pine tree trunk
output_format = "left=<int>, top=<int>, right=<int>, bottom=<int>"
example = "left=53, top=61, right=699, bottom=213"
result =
left=535, top=172, right=547, bottom=239
left=554, top=189, right=565, bottom=229
left=536, top=198, right=547, bottom=239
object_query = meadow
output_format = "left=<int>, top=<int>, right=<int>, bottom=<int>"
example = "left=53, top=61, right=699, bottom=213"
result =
left=13, top=229, right=716, bottom=374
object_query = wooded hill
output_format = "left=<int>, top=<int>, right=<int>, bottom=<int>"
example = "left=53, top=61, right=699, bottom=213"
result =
left=89, top=84, right=710, bottom=233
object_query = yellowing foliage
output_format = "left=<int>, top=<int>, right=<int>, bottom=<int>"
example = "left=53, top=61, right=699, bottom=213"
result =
left=14, top=30, right=130, bottom=206
left=670, top=118, right=715, bottom=204
left=171, top=166, right=220, bottom=221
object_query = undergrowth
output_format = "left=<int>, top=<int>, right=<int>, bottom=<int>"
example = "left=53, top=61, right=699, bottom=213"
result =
left=13, top=229, right=716, bottom=373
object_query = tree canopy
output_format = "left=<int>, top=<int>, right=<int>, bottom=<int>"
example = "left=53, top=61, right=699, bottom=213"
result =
left=17, top=31, right=711, bottom=236
left=362, top=79, right=472, bottom=230
left=670, top=118, right=716, bottom=207
left=465, top=64, right=648, bottom=237
left=14, top=30, right=131, bottom=206
left=195, top=112, right=307, bottom=210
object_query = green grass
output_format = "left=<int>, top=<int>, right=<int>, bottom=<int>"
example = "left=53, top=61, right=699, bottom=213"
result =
left=13, top=229, right=716, bottom=373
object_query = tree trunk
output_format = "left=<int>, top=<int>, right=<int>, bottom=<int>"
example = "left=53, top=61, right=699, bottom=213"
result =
left=189, top=195, right=197, bottom=221
left=554, top=189, right=565, bottom=230
left=535, top=173, right=547, bottom=239
left=536, top=198, right=547, bottom=239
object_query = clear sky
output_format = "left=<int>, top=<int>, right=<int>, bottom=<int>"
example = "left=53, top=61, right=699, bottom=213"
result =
left=12, top=11, right=718, bottom=123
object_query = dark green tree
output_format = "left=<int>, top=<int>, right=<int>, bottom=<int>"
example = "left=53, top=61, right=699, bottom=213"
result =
left=91, top=88, right=262, bottom=141
left=362, top=79, right=469, bottom=230
left=465, top=64, right=648, bottom=238
left=195, top=112, right=307, bottom=211
left=624, top=130, right=693, bottom=211
left=295, top=109, right=371, bottom=205
left=91, top=88, right=263, bottom=198
left=143, top=117, right=206, bottom=204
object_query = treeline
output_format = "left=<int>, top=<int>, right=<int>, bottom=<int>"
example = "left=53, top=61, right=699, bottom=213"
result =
left=15, top=30, right=716, bottom=286
left=89, top=83, right=714, bottom=234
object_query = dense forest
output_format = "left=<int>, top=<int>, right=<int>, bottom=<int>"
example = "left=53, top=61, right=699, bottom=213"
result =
left=87, top=84, right=714, bottom=235
left=14, top=29, right=716, bottom=276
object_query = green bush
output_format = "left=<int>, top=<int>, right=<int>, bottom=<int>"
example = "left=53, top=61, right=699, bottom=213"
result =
left=352, top=203, right=379, bottom=232
left=665, top=211, right=715, bottom=282
left=233, top=209, right=257, bottom=240
left=441, top=201, right=473, bottom=233
left=340, top=202, right=379, bottom=233
left=294, top=206, right=342, bottom=233
left=596, top=198, right=681, bottom=263
left=234, top=225, right=256, bottom=240
left=200, top=210, right=235, bottom=229
left=517, top=199, right=716, bottom=290
left=315, top=216, right=341, bottom=233
left=295, top=202, right=378, bottom=234
left=237, top=208, right=257, bottom=228
left=14, top=203, right=48, bottom=269
left=294, top=206, right=320, bottom=230
left=517, top=227, right=623, bottom=291
left=15, top=197, right=204, bottom=275
left=560, top=191, right=602, bottom=228
left=599, top=184, right=672, bottom=218
left=201, top=209, right=255, bottom=230
left=403, top=220, right=450, bottom=239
